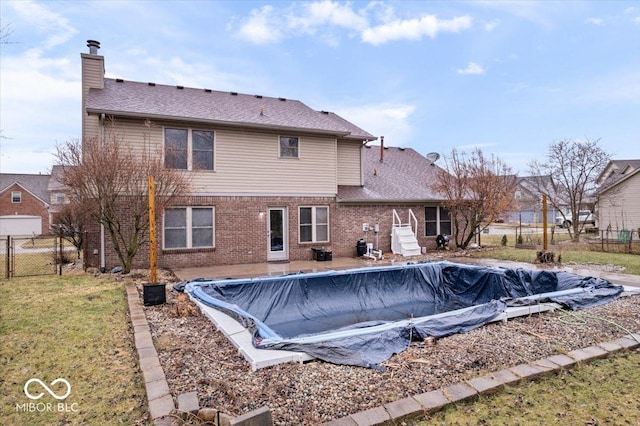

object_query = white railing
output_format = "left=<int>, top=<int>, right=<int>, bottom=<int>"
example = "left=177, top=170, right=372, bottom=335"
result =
left=408, top=209, right=417, bottom=238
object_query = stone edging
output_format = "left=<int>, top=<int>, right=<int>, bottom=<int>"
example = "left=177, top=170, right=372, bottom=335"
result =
left=324, top=333, right=640, bottom=425
left=125, top=283, right=175, bottom=425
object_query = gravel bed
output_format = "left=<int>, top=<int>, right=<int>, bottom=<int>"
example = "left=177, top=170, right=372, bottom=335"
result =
left=140, top=266, right=640, bottom=425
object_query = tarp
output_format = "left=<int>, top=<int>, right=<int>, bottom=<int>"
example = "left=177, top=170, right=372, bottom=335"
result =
left=186, top=261, right=623, bottom=369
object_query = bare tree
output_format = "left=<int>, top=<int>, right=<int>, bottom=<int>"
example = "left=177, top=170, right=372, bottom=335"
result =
left=51, top=201, right=91, bottom=259
left=432, top=148, right=518, bottom=249
left=54, top=121, right=191, bottom=273
left=528, top=138, right=610, bottom=241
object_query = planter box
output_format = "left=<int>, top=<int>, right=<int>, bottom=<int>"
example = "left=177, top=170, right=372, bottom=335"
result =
left=143, top=283, right=166, bottom=306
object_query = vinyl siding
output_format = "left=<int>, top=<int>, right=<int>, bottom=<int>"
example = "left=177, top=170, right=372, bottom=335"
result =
left=81, top=54, right=104, bottom=140
left=598, top=172, right=640, bottom=230
left=337, top=140, right=362, bottom=186
left=97, top=118, right=339, bottom=195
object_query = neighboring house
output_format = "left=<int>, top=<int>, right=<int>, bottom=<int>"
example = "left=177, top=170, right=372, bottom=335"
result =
left=504, top=175, right=559, bottom=225
left=0, top=173, right=51, bottom=237
left=48, top=165, right=70, bottom=219
left=595, top=159, right=640, bottom=232
left=80, top=40, right=451, bottom=270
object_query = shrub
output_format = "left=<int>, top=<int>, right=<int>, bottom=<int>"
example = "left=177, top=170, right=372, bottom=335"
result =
left=501, top=235, right=508, bottom=246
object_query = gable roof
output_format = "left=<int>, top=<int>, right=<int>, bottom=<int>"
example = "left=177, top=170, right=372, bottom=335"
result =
left=337, top=145, right=447, bottom=203
left=596, top=159, right=640, bottom=194
left=86, top=79, right=376, bottom=141
left=0, top=173, right=51, bottom=204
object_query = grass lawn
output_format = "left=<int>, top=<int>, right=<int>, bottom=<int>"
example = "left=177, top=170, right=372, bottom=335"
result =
left=0, top=274, right=148, bottom=425
left=412, top=350, right=640, bottom=425
left=470, top=246, right=640, bottom=275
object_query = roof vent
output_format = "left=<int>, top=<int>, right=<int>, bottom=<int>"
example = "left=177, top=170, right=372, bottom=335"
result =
left=255, top=95, right=263, bottom=99
left=230, top=91, right=238, bottom=96
left=86, top=40, right=100, bottom=55
left=399, top=147, right=405, bottom=151
left=177, top=85, right=184, bottom=90
left=116, top=78, right=124, bottom=83
left=204, top=88, right=212, bottom=93
left=148, top=82, right=155, bottom=86
left=320, top=110, right=329, bottom=115
left=279, top=97, right=286, bottom=101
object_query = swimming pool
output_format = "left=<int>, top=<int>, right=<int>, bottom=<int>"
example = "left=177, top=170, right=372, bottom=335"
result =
left=186, top=261, right=623, bottom=368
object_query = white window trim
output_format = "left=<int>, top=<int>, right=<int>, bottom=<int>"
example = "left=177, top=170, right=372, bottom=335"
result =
left=164, top=127, right=216, bottom=171
left=278, top=135, right=300, bottom=159
left=299, top=206, right=329, bottom=243
left=11, top=191, right=21, bottom=203
left=163, top=206, right=215, bottom=249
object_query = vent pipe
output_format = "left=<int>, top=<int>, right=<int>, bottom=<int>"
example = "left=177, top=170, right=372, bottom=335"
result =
left=379, top=136, right=384, bottom=163
left=87, top=40, right=100, bottom=55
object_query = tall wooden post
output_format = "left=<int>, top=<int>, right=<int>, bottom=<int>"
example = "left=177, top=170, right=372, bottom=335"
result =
left=148, top=176, right=157, bottom=284
left=542, top=194, right=548, bottom=251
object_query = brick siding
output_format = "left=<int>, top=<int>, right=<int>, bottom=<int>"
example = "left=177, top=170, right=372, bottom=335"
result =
left=0, top=184, right=50, bottom=235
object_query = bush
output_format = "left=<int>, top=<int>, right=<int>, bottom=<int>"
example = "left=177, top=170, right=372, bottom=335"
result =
left=501, top=235, right=508, bottom=246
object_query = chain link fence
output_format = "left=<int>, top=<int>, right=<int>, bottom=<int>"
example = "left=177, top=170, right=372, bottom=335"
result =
left=1, top=235, right=69, bottom=279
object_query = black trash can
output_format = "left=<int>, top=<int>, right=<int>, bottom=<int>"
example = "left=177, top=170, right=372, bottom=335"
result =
left=143, top=283, right=166, bottom=306
left=356, top=239, right=367, bottom=257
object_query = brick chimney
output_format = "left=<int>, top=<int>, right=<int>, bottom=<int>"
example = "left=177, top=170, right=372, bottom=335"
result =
left=81, top=40, right=104, bottom=141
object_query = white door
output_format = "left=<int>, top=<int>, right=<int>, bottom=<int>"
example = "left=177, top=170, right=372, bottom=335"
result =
left=267, top=207, right=288, bottom=261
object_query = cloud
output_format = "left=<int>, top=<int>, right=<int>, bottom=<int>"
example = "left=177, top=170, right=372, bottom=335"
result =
left=456, top=62, right=485, bottom=75
left=334, top=103, right=416, bottom=146
left=234, top=2, right=472, bottom=46
left=484, top=20, right=500, bottom=31
left=361, top=15, right=472, bottom=45
left=236, top=5, right=283, bottom=45
left=585, top=17, right=604, bottom=26
left=9, top=0, right=77, bottom=48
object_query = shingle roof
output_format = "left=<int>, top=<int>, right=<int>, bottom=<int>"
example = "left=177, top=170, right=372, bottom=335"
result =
left=596, top=159, right=640, bottom=194
left=337, top=145, right=447, bottom=202
left=86, top=79, right=375, bottom=140
left=0, top=173, right=51, bottom=203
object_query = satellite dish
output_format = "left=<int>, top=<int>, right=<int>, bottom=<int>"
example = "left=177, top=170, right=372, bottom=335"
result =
left=426, top=152, right=440, bottom=164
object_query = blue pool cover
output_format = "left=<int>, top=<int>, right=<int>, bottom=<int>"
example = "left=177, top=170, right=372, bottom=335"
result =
left=186, top=261, right=623, bottom=369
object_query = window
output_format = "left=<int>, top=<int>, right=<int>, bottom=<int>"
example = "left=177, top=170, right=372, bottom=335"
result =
left=425, top=206, right=451, bottom=237
left=279, top=136, right=299, bottom=158
left=164, top=207, right=214, bottom=249
left=299, top=206, right=329, bottom=243
left=11, top=191, right=21, bottom=203
left=164, top=128, right=214, bottom=170
left=55, top=193, right=65, bottom=204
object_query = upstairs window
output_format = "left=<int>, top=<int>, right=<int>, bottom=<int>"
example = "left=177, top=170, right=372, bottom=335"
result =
left=11, top=191, right=21, bottom=203
left=299, top=206, right=329, bottom=243
left=165, top=128, right=214, bottom=170
left=279, top=136, right=299, bottom=158
left=55, top=193, right=65, bottom=204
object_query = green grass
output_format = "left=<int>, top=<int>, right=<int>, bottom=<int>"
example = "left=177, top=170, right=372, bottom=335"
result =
left=470, top=247, right=640, bottom=275
left=411, top=350, right=640, bottom=425
left=0, top=274, right=148, bottom=425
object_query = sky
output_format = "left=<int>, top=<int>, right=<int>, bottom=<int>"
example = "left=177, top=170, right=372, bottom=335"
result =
left=1, top=0, right=639, bottom=176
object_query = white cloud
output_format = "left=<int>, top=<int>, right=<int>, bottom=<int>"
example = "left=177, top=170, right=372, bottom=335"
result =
left=236, top=5, right=283, bottom=45
left=335, top=103, right=416, bottom=146
left=585, top=17, right=604, bottom=26
left=456, top=62, right=485, bottom=75
left=484, top=19, right=500, bottom=31
left=361, top=15, right=472, bottom=45
left=10, top=0, right=77, bottom=48
left=291, top=1, right=369, bottom=34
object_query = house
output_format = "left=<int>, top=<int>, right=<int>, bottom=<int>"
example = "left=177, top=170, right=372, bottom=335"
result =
left=505, top=175, right=560, bottom=225
left=0, top=173, right=51, bottom=237
left=80, top=40, right=451, bottom=270
left=595, top=159, right=640, bottom=232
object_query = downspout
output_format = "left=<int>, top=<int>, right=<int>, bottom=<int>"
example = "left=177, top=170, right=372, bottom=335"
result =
left=99, top=113, right=106, bottom=272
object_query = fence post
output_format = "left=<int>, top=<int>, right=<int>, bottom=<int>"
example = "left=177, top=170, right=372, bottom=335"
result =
left=4, top=236, right=9, bottom=279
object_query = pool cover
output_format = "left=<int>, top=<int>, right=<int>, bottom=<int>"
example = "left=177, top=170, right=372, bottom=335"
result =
left=186, top=261, right=623, bottom=369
